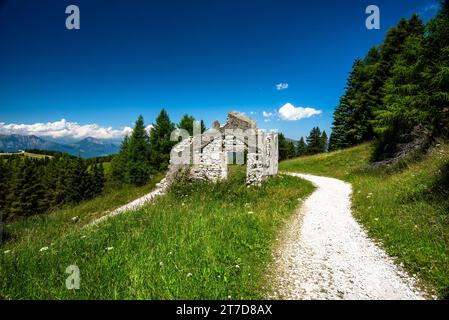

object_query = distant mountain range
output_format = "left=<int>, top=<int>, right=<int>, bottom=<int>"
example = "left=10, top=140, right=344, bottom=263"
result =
left=0, top=134, right=119, bottom=158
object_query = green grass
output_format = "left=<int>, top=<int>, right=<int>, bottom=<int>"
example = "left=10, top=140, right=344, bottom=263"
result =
left=0, top=167, right=314, bottom=299
left=1, top=173, right=165, bottom=253
left=0, top=152, right=52, bottom=159
left=280, top=143, right=449, bottom=298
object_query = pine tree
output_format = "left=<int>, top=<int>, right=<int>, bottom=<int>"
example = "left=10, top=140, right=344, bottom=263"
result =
left=177, top=114, right=195, bottom=136
left=91, top=161, right=105, bottom=195
left=65, top=157, right=90, bottom=203
left=8, top=158, right=46, bottom=217
left=286, top=140, right=296, bottom=159
left=278, top=133, right=289, bottom=161
left=200, top=120, right=207, bottom=133
left=150, top=109, right=176, bottom=171
left=329, top=59, right=364, bottom=150
left=330, top=14, right=427, bottom=153
left=306, top=127, right=323, bottom=155
left=177, top=114, right=207, bottom=136
left=111, top=135, right=130, bottom=184
left=128, top=115, right=153, bottom=185
left=320, top=131, right=328, bottom=152
left=423, top=1, right=449, bottom=137
left=111, top=115, right=153, bottom=186
left=0, top=159, right=9, bottom=216
left=296, top=137, right=307, bottom=156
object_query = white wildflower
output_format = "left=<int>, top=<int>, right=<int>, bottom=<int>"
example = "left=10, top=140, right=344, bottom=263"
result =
left=106, top=246, right=114, bottom=251
left=187, top=273, right=192, bottom=277
left=39, top=247, right=49, bottom=252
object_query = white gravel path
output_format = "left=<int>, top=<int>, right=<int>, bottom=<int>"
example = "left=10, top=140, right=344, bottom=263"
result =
left=272, top=172, right=425, bottom=300
left=86, top=178, right=170, bottom=227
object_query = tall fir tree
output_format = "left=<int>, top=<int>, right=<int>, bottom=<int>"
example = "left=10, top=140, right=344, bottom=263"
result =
left=8, top=158, right=46, bottom=217
left=177, top=114, right=195, bottom=136
left=330, top=14, right=427, bottom=153
left=278, top=133, right=289, bottom=161
left=306, top=127, right=323, bottom=155
left=111, top=135, right=130, bottom=184
left=128, top=115, right=153, bottom=185
left=92, top=161, right=106, bottom=195
left=0, top=159, right=10, bottom=215
left=177, top=114, right=207, bottom=136
left=423, top=1, right=449, bottom=137
left=296, top=137, right=307, bottom=156
left=111, top=115, right=153, bottom=186
left=320, top=131, right=328, bottom=152
left=150, top=109, right=176, bottom=171
left=286, top=140, right=296, bottom=159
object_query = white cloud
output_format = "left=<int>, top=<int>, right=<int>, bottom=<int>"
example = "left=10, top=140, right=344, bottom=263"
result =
left=278, top=103, right=322, bottom=121
left=276, top=83, right=289, bottom=91
left=262, top=111, right=273, bottom=118
left=424, top=3, right=439, bottom=12
left=0, top=119, right=135, bottom=141
left=262, top=111, right=276, bottom=122
left=249, top=111, right=257, bottom=115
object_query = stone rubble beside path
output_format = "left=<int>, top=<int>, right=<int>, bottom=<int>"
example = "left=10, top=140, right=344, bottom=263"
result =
left=271, top=172, right=426, bottom=300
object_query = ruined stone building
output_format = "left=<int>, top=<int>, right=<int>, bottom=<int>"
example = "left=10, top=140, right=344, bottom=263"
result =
left=168, top=112, right=278, bottom=186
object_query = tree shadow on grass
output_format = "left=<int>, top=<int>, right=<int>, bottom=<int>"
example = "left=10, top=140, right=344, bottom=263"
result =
left=424, top=162, right=449, bottom=212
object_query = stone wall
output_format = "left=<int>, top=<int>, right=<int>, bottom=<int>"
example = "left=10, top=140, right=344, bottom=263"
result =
left=168, top=112, right=278, bottom=186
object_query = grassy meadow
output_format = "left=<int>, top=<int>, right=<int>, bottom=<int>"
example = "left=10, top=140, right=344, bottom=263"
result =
left=0, top=151, right=53, bottom=159
left=280, top=143, right=449, bottom=298
left=0, top=167, right=314, bottom=299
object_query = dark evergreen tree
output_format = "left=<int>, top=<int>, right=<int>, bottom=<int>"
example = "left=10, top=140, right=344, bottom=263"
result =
left=306, top=127, right=323, bottom=155
left=320, top=131, right=328, bottom=152
left=111, top=135, right=130, bottom=184
left=330, top=14, right=427, bottom=153
left=286, top=140, right=296, bottom=159
left=296, top=137, right=307, bottom=156
left=92, top=161, right=105, bottom=195
left=111, top=115, right=153, bottom=186
left=177, top=114, right=195, bottom=136
left=8, top=158, right=46, bottom=217
left=150, top=109, right=176, bottom=171
left=0, top=159, right=10, bottom=216
left=200, top=120, right=207, bottom=133
left=329, top=59, right=364, bottom=150
left=278, top=133, right=289, bottom=161
left=128, top=115, right=153, bottom=185
left=423, top=1, right=449, bottom=137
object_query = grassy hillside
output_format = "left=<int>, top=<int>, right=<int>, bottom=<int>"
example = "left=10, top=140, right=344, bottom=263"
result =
left=0, top=167, right=314, bottom=299
left=2, top=173, right=165, bottom=251
left=280, top=143, right=449, bottom=298
left=0, top=151, right=53, bottom=159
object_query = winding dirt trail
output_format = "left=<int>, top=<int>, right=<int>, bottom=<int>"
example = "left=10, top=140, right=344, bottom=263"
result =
left=272, top=172, right=425, bottom=300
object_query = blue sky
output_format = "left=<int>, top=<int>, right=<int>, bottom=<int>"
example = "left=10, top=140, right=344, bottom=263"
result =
left=0, top=0, right=441, bottom=141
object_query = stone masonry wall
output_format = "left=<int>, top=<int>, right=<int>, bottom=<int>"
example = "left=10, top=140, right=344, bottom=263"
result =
left=168, top=112, right=278, bottom=186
